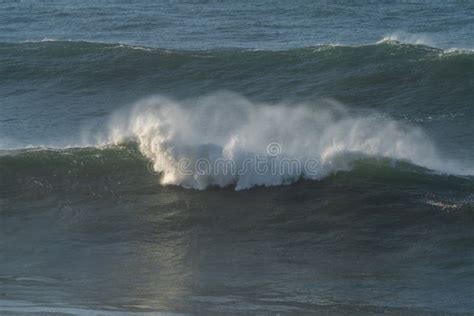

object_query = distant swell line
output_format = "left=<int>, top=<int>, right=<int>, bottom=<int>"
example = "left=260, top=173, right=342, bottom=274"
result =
left=2, top=37, right=474, bottom=55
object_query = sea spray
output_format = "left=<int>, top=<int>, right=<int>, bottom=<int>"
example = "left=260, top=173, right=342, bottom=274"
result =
left=100, top=92, right=472, bottom=190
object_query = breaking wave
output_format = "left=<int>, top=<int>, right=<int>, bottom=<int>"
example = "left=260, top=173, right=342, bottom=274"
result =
left=79, top=92, right=473, bottom=190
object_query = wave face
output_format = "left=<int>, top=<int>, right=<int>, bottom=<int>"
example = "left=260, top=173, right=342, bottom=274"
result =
left=2, top=40, right=474, bottom=100
left=2, top=40, right=474, bottom=91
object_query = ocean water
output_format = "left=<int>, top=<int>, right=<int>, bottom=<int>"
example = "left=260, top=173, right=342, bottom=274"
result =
left=1, top=1, right=474, bottom=315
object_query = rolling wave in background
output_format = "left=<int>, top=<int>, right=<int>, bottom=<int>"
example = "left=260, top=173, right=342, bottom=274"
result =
left=1, top=38, right=474, bottom=150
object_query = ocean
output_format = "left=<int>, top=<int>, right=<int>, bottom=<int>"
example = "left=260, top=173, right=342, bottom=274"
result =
left=1, top=1, right=474, bottom=315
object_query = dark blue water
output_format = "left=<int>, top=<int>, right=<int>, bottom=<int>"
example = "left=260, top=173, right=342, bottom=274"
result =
left=1, top=1, right=474, bottom=315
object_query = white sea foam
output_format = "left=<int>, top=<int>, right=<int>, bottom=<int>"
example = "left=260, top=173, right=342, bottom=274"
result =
left=23, top=37, right=63, bottom=43
left=96, top=92, right=473, bottom=190
left=377, top=32, right=434, bottom=46
left=377, top=34, right=474, bottom=54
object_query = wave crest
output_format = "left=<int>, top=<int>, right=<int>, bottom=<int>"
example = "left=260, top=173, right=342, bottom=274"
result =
left=377, top=32, right=434, bottom=46
left=97, top=92, right=472, bottom=190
